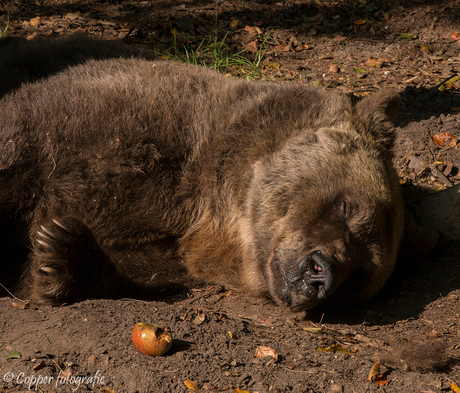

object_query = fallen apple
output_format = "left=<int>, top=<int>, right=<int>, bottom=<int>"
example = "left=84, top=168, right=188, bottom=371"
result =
left=131, top=323, right=172, bottom=356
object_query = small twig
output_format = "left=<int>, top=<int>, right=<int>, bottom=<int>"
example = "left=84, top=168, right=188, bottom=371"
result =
left=0, top=282, right=40, bottom=309
left=0, top=282, right=16, bottom=298
left=318, top=312, right=325, bottom=324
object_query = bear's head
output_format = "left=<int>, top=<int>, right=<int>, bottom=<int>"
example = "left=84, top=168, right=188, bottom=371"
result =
left=242, top=91, right=404, bottom=311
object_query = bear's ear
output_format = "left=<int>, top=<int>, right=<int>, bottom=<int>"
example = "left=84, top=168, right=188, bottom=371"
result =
left=352, top=90, right=401, bottom=152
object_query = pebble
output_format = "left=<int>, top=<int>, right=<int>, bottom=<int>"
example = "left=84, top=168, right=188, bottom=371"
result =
left=330, top=383, right=343, bottom=392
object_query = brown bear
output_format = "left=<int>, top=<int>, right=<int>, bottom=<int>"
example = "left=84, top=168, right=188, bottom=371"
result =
left=0, top=53, right=404, bottom=311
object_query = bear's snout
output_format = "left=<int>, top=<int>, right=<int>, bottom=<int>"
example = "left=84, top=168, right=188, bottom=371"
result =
left=297, top=250, right=336, bottom=300
left=269, top=249, right=339, bottom=310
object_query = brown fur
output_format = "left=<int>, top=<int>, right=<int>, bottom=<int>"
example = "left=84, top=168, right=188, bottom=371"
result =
left=0, top=52, right=404, bottom=310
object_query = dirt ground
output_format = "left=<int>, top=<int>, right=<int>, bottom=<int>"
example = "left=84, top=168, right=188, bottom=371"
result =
left=1, top=0, right=460, bottom=392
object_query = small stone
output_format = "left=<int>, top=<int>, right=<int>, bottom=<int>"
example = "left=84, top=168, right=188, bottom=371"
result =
left=252, top=382, right=268, bottom=393
left=331, top=383, right=343, bottom=392
left=329, top=64, right=339, bottom=73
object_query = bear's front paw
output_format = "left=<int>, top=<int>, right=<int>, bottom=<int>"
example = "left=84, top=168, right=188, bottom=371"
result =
left=36, top=218, right=91, bottom=262
left=28, top=217, right=120, bottom=306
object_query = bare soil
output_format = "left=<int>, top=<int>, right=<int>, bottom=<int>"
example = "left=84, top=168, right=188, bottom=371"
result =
left=1, top=1, right=460, bottom=392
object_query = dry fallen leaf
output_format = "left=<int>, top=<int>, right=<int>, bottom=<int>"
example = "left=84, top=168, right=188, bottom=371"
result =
left=451, top=31, right=460, bottom=40
left=352, top=19, right=367, bottom=25
left=243, top=41, right=258, bottom=54
left=365, top=58, right=383, bottom=68
left=421, top=44, right=433, bottom=54
left=264, top=62, right=281, bottom=70
left=244, top=25, right=257, bottom=35
left=295, top=44, right=309, bottom=52
left=329, top=64, right=339, bottom=73
left=451, top=382, right=460, bottom=392
left=303, top=327, right=322, bottom=333
left=374, top=374, right=388, bottom=386
left=60, top=367, right=72, bottom=380
left=432, top=132, right=457, bottom=147
left=367, top=360, right=381, bottom=381
left=255, top=345, right=278, bottom=362
left=274, top=42, right=290, bottom=52
left=318, top=344, right=351, bottom=354
left=367, top=361, right=388, bottom=385
left=192, top=311, right=206, bottom=325
left=100, top=388, right=116, bottom=393
left=230, top=20, right=239, bottom=28
left=184, top=379, right=200, bottom=392
left=32, top=361, right=47, bottom=371
left=12, top=301, right=29, bottom=310
left=29, top=16, right=41, bottom=27
left=234, top=390, right=251, bottom=393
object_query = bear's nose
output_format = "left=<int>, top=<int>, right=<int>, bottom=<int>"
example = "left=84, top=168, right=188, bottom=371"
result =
left=297, top=250, right=336, bottom=299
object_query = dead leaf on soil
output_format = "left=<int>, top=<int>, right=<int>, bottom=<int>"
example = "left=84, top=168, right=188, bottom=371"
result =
left=365, top=58, right=383, bottom=68
left=399, top=33, right=414, bottom=39
left=264, top=62, right=281, bottom=70
left=295, top=44, right=309, bottom=52
left=329, top=64, right=339, bottom=73
left=192, top=311, right=206, bottom=325
left=274, top=42, right=290, bottom=52
left=234, top=389, right=251, bottom=393
left=451, top=382, right=460, bottom=392
left=421, top=45, right=433, bottom=54
left=5, top=350, right=21, bottom=360
left=230, top=20, right=239, bottom=28
left=60, top=367, right=72, bottom=380
left=352, top=20, right=367, bottom=25
left=243, top=41, right=258, bottom=54
left=184, top=379, right=200, bottom=392
left=318, top=344, right=351, bottom=354
left=100, top=388, right=116, bottom=393
left=32, top=361, right=47, bottom=371
left=255, top=345, right=278, bottom=362
left=303, top=327, right=322, bottom=333
left=29, top=16, right=41, bottom=26
left=432, top=132, right=457, bottom=147
left=373, top=375, right=388, bottom=386
left=244, top=25, right=258, bottom=35
left=11, top=300, right=29, bottom=310
left=451, top=32, right=460, bottom=40
left=354, top=334, right=383, bottom=348
left=367, top=360, right=388, bottom=385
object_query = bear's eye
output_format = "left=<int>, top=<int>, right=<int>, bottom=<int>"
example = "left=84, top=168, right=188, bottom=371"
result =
left=340, top=199, right=351, bottom=220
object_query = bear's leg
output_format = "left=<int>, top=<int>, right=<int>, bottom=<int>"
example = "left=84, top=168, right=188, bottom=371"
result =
left=21, top=216, right=121, bottom=306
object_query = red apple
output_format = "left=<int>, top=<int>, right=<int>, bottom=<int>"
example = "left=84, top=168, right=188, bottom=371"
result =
left=131, top=323, right=172, bottom=356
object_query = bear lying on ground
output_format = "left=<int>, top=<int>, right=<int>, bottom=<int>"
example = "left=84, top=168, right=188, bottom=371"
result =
left=0, top=44, right=404, bottom=311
